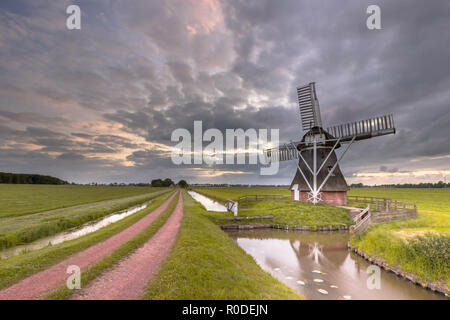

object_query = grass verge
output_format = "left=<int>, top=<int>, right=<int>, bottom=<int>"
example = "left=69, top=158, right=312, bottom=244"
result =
left=351, top=226, right=450, bottom=288
left=143, top=190, right=303, bottom=300
left=0, top=191, right=174, bottom=290
left=47, top=192, right=180, bottom=300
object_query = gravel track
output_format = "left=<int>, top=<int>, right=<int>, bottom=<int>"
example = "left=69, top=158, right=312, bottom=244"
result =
left=0, top=192, right=178, bottom=300
left=71, top=192, right=183, bottom=300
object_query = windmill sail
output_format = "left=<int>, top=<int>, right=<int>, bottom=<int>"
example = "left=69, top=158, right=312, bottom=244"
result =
left=327, top=114, right=395, bottom=143
left=264, top=143, right=301, bottom=162
left=297, top=82, right=322, bottom=130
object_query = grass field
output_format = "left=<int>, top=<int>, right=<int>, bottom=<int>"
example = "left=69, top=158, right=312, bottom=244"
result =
left=348, top=188, right=450, bottom=287
left=0, top=184, right=163, bottom=218
left=0, top=191, right=174, bottom=290
left=144, top=190, right=302, bottom=300
left=0, top=185, right=169, bottom=249
left=348, top=188, right=450, bottom=216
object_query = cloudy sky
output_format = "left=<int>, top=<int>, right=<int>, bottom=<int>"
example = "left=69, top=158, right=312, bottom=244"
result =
left=0, top=0, right=449, bottom=185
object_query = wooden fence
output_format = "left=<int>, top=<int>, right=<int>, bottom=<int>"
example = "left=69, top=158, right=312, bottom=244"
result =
left=237, top=195, right=291, bottom=203
left=349, top=205, right=371, bottom=235
left=375, top=199, right=417, bottom=213
left=347, top=195, right=390, bottom=204
left=348, top=196, right=417, bottom=214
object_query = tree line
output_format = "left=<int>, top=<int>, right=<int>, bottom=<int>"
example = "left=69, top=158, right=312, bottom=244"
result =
left=0, top=172, right=68, bottom=185
left=350, top=181, right=450, bottom=188
left=151, top=178, right=188, bottom=188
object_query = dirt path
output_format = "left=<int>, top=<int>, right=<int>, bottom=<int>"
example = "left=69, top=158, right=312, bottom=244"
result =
left=71, top=192, right=183, bottom=300
left=0, top=192, right=178, bottom=300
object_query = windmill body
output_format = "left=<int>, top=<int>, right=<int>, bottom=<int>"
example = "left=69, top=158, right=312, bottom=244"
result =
left=265, top=82, right=396, bottom=205
left=290, top=127, right=348, bottom=205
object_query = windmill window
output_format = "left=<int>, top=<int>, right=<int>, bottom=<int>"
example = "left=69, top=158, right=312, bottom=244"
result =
left=328, top=166, right=335, bottom=176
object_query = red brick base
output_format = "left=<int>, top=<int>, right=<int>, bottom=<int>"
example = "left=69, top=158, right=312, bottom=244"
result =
left=291, top=190, right=347, bottom=206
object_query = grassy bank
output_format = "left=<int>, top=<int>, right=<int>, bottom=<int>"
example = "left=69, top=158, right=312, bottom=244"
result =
left=48, top=192, right=180, bottom=300
left=143, top=191, right=302, bottom=300
left=349, top=188, right=450, bottom=288
left=193, top=188, right=353, bottom=228
left=0, top=184, right=165, bottom=218
left=0, top=189, right=169, bottom=249
left=0, top=191, right=174, bottom=290
left=351, top=227, right=449, bottom=287
left=237, top=200, right=352, bottom=228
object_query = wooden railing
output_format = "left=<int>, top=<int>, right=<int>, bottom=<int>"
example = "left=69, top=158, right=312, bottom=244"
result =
left=350, top=205, right=371, bottom=235
left=237, top=195, right=291, bottom=203
left=225, top=199, right=238, bottom=217
left=348, top=196, right=417, bottom=214
left=375, top=199, right=417, bottom=214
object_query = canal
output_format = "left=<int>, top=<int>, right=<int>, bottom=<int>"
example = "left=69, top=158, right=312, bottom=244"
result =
left=226, top=229, right=445, bottom=300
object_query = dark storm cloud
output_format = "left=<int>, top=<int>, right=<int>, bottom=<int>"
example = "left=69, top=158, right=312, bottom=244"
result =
left=0, top=0, right=449, bottom=183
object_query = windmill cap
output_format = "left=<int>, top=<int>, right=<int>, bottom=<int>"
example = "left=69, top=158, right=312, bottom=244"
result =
left=299, top=126, right=341, bottom=149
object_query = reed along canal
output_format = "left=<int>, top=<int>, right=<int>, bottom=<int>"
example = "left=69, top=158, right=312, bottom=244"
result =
left=225, top=229, right=445, bottom=300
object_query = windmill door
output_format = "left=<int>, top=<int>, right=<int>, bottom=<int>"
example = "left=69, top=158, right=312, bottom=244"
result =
left=291, top=184, right=299, bottom=201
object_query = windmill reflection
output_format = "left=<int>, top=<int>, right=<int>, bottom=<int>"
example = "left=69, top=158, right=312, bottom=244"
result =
left=288, top=239, right=348, bottom=269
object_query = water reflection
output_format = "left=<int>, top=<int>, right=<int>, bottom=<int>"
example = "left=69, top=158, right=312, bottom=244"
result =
left=226, top=229, right=445, bottom=300
left=188, top=191, right=227, bottom=212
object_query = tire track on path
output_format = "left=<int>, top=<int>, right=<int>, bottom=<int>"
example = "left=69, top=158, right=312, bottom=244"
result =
left=71, top=192, right=184, bottom=300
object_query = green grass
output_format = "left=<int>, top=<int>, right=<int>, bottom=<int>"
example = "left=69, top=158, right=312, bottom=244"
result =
left=349, top=188, right=450, bottom=288
left=0, top=184, right=165, bottom=218
left=143, top=191, right=303, bottom=300
left=193, top=188, right=353, bottom=228
left=0, top=188, right=169, bottom=249
left=192, top=187, right=290, bottom=203
left=0, top=191, right=174, bottom=290
left=47, top=193, right=180, bottom=300
left=351, top=228, right=449, bottom=287
left=241, top=200, right=352, bottom=227
left=348, top=188, right=450, bottom=216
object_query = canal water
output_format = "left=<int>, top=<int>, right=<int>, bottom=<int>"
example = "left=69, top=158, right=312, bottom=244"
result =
left=0, top=201, right=151, bottom=259
left=187, top=191, right=227, bottom=212
left=226, top=229, right=446, bottom=300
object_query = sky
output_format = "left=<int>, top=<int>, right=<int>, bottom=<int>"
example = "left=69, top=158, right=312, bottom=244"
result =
left=0, top=0, right=449, bottom=185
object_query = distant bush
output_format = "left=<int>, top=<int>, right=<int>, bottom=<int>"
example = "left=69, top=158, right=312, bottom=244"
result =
left=0, top=172, right=68, bottom=185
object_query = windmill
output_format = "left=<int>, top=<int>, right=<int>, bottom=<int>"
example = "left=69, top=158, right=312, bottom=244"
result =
left=264, top=82, right=395, bottom=205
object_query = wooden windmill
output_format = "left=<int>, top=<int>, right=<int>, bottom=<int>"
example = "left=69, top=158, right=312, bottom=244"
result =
left=264, top=82, right=396, bottom=205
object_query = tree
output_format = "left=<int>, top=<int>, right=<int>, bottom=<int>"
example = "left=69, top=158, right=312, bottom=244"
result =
left=0, top=172, right=68, bottom=185
left=162, top=178, right=174, bottom=187
left=177, top=180, right=188, bottom=188
left=151, top=178, right=175, bottom=187
left=151, top=179, right=163, bottom=187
